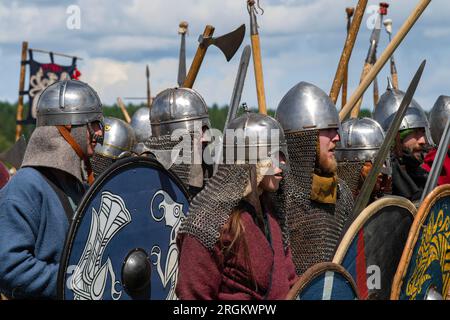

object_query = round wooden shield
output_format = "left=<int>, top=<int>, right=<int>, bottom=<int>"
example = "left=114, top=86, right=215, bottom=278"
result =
left=57, top=156, right=190, bottom=300
left=391, top=184, right=450, bottom=300
left=286, top=262, right=359, bottom=300
left=333, top=196, right=416, bottom=300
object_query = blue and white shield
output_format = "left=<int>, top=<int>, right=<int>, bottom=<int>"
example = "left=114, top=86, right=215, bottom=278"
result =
left=57, top=157, right=190, bottom=300
left=287, top=262, right=359, bottom=300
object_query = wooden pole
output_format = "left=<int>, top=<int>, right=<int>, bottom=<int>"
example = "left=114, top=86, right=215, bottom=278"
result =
left=373, top=76, right=379, bottom=107
left=350, top=62, right=372, bottom=118
left=339, top=0, right=432, bottom=121
left=342, top=7, right=355, bottom=108
left=330, top=0, right=368, bottom=105
left=183, top=25, right=215, bottom=89
left=248, top=0, right=267, bottom=115
left=15, top=41, right=28, bottom=141
left=117, top=97, right=131, bottom=123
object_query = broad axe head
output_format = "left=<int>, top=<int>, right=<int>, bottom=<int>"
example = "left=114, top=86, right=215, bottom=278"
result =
left=198, top=24, right=246, bottom=62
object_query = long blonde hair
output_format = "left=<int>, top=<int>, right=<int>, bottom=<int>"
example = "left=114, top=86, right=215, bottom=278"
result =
left=218, top=159, right=273, bottom=290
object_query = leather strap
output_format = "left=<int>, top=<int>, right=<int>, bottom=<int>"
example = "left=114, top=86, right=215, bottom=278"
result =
left=57, top=125, right=94, bottom=185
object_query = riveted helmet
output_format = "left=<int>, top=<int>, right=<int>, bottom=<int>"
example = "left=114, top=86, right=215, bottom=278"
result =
left=429, top=95, right=450, bottom=145
left=336, top=117, right=385, bottom=162
left=275, top=81, right=340, bottom=133
left=373, top=80, right=432, bottom=144
left=130, top=107, right=152, bottom=143
left=150, top=87, right=210, bottom=137
left=223, top=112, right=288, bottom=167
left=94, top=117, right=136, bottom=159
left=36, top=79, right=103, bottom=127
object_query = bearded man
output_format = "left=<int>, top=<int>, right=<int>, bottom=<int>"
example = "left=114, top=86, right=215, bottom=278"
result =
left=274, top=81, right=354, bottom=275
left=374, top=80, right=431, bottom=203
left=336, top=117, right=392, bottom=203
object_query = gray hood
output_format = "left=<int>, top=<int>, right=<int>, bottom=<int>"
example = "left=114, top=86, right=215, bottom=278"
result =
left=21, top=126, right=88, bottom=183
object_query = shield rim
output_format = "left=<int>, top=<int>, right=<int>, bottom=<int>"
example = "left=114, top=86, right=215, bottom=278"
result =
left=286, top=262, right=360, bottom=300
left=390, top=184, right=450, bottom=300
left=56, top=156, right=189, bottom=300
left=333, top=195, right=417, bottom=264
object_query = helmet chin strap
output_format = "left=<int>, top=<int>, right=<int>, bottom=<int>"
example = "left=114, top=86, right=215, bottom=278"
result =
left=87, top=122, right=104, bottom=145
left=57, top=125, right=95, bottom=185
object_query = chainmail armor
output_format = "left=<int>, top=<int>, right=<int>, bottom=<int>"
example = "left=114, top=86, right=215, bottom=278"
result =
left=337, top=161, right=365, bottom=199
left=91, top=153, right=115, bottom=178
left=179, top=164, right=290, bottom=252
left=145, top=134, right=193, bottom=190
left=275, top=130, right=354, bottom=275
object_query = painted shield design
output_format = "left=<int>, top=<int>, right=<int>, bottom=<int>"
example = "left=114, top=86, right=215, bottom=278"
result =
left=57, top=156, right=189, bottom=300
left=286, top=262, right=359, bottom=300
left=333, top=196, right=416, bottom=300
left=0, top=161, right=10, bottom=189
left=391, top=184, right=450, bottom=300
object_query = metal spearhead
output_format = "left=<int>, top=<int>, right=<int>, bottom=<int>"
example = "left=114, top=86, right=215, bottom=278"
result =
left=350, top=60, right=426, bottom=218
left=177, top=21, right=188, bottom=87
left=225, top=45, right=252, bottom=131
left=199, top=24, right=246, bottom=62
left=212, top=45, right=252, bottom=175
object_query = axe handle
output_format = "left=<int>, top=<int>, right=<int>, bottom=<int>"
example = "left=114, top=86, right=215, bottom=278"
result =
left=340, top=0, right=432, bottom=121
left=330, top=0, right=368, bottom=104
left=373, top=76, right=379, bottom=107
left=392, top=69, right=399, bottom=90
left=342, top=65, right=348, bottom=108
left=16, top=41, right=28, bottom=141
left=117, top=97, right=131, bottom=123
left=342, top=8, right=354, bottom=108
left=183, top=25, right=215, bottom=89
left=251, top=34, right=267, bottom=115
left=350, top=62, right=372, bottom=119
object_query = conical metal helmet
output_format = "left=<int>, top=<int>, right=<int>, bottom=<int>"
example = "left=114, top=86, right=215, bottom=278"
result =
left=130, top=107, right=152, bottom=143
left=223, top=112, right=288, bottom=166
left=150, top=87, right=210, bottom=137
left=275, top=81, right=340, bottom=133
left=94, top=117, right=136, bottom=159
left=429, top=95, right=450, bottom=145
left=336, top=117, right=385, bottom=162
left=373, top=81, right=432, bottom=144
left=36, top=80, right=103, bottom=126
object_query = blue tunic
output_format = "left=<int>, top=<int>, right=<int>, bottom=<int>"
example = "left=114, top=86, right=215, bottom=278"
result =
left=0, top=167, right=77, bottom=299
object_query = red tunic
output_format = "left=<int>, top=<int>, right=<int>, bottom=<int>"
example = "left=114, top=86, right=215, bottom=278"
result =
left=176, top=211, right=298, bottom=300
left=421, top=148, right=450, bottom=185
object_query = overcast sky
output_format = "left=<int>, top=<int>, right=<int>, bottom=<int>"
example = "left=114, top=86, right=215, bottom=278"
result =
left=0, top=0, right=448, bottom=112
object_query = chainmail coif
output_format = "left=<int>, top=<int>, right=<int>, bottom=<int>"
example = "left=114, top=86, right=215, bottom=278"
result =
left=337, top=160, right=365, bottom=199
left=274, top=129, right=354, bottom=275
left=145, top=134, right=192, bottom=190
left=91, top=153, right=115, bottom=178
left=178, top=164, right=290, bottom=252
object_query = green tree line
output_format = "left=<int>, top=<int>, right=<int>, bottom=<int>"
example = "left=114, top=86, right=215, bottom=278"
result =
left=0, top=100, right=371, bottom=152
